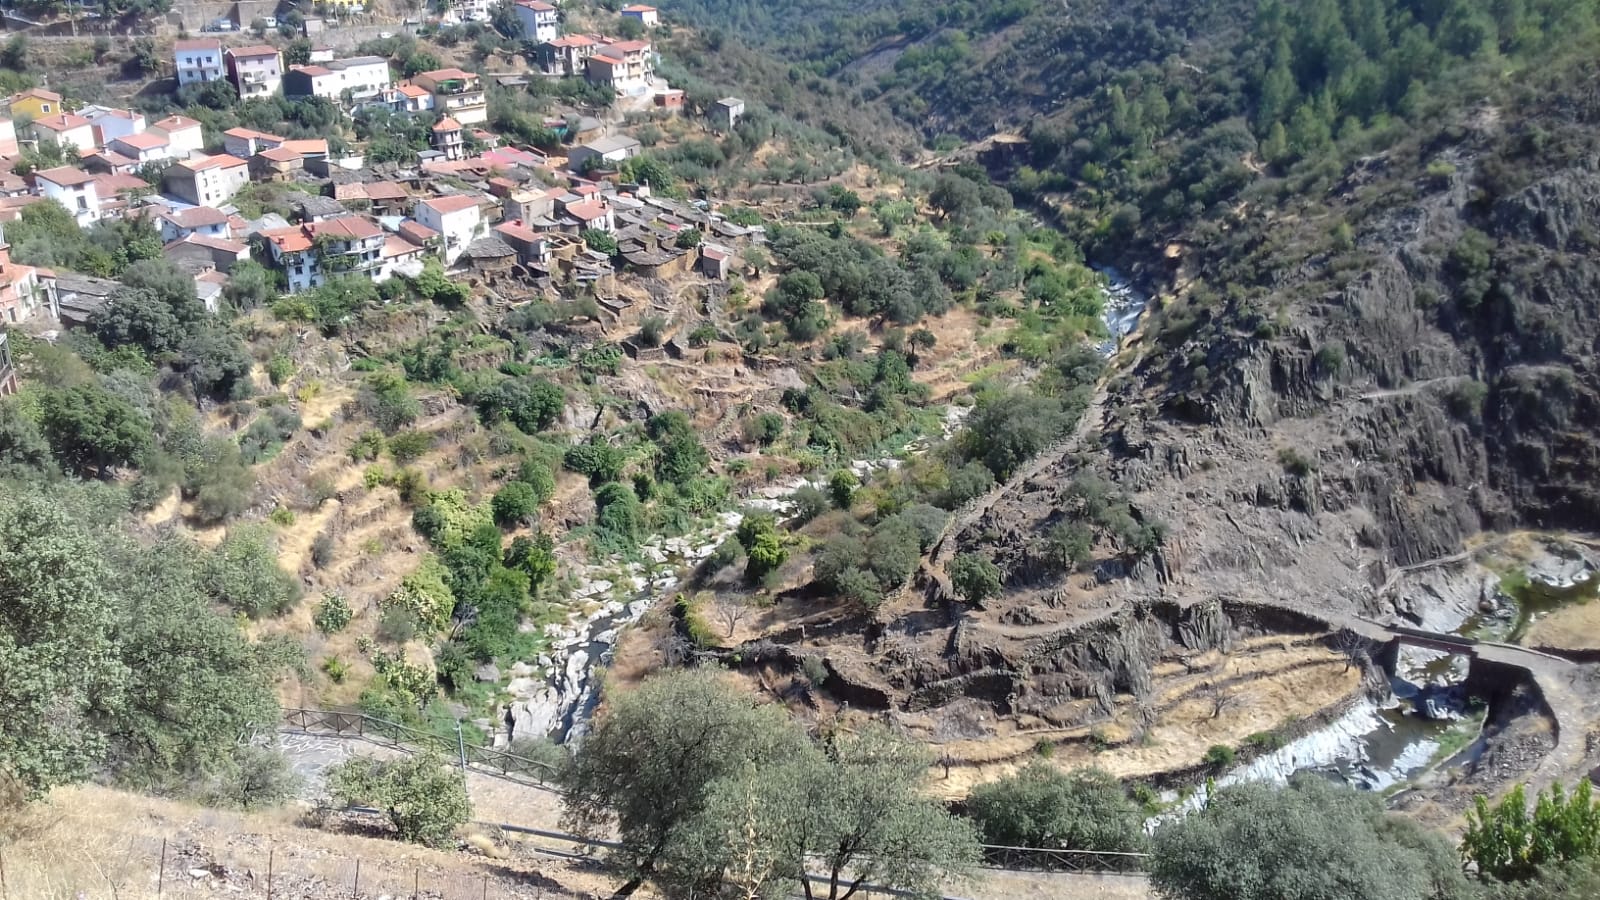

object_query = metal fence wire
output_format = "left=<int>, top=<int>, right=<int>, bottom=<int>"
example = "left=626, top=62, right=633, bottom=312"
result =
left=280, top=708, right=561, bottom=788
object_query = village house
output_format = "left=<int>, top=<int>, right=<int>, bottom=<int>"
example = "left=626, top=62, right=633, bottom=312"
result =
left=296, top=195, right=349, bottom=222
left=164, top=233, right=249, bottom=274
left=414, top=194, right=484, bottom=264
left=333, top=180, right=409, bottom=216
left=490, top=180, right=559, bottom=224
left=108, top=132, right=173, bottom=165
left=285, top=56, right=392, bottom=103
left=164, top=155, right=249, bottom=207
left=411, top=69, right=488, bottom=126
left=447, top=0, right=494, bottom=23
left=0, top=119, right=16, bottom=157
left=148, top=116, right=205, bottom=158
left=379, top=232, right=428, bottom=280
left=559, top=197, right=614, bottom=234
left=33, top=166, right=101, bottom=227
left=513, top=0, right=561, bottom=42
left=4, top=88, right=62, bottom=120
left=28, top=113, right=96, bottom=151
left=585, top=40, right=653, bottom=95
left=620, top=4, right=659, bottom=27
left=492, top=219, right=552, bottom=269
left=711, top=97, right=746, bottom=132
left=226, top=45, right=286, bottom=99
left=377, top=83, right=436, bottom=114
left=174, top=39, right=226, bottom=86
left=537, top=34, right=598, bottom=76
left=223, top=127, right=285, bottom=158
left=0, top=226, right=52, bottom=324
left=258, top=215, right=386, bottom=292
left=567, top=134, right=642, bottom=173
left=699, top=243, right=734, bottom=279
left=88, top=173, right=150, bottom=218
left=430, top=117, right=466, bottom=161
left=79, top=107, right=146, bottom=148
left=155, top=205, right=232, bottom=242
left=654, top=89, right=684, bottom=112
left=281, top=139, right=330, bottom=162
left=250, top=146, right=304, bottom=181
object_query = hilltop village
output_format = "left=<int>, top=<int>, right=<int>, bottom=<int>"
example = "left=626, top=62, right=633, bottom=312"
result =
left=0, top=1, right=754, bottom=391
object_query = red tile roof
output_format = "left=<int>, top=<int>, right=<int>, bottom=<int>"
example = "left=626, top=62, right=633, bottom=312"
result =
left=417, top=68, right=477, bottom=83
left=259, top=225, right=313, bottom=253
left=150, top=115, right=202, bottom=133
left=281, top=139, right=329, bottom=156
left=622, top=4, right=657, bottom=12
left=494, top=219, right=546, bottom=244
left=90, top=173, right=150, bottom=194
left=397, top=83, right=431, bottom=98
left=161, top=205, right=231, bottom=228
left=382, top=234, right=425, bottom=258
left=310, top=216, right=382, bottom=240
left=31, top=113, right=91, bottom=132
left=419, top=194, right=480, bottom=214
left=227, top=45, right=280, bottom=58
left=398, top=221, right=440, bottom=244
left=166, top=233, right=247, bottom=254
left=112, top=132, right=170, bottom=151
left=433, top=117, right=463, bottom=132
left=364, top=181, right=408, bottom=200
left=602, top=40, right=651, bottom=54
left=174, top=39, right=222, bottom=52
left=34, top=166, right=95, bottom=187
left=547, top=35, right=596, bottom=47
left=565, top=200, right=608, bottom=221
left=178, top=154, right=248, bottom=172
left=257, top=147, right=303, bottom=162
left=10, top=87, right=61, bottom=103
left=224, top=127, right=285, bottom=141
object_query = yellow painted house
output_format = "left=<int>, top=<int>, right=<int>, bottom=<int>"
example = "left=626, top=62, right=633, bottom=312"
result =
left=6, top=88, right=63, bottom=121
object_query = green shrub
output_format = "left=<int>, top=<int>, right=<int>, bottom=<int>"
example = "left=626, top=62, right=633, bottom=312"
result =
left=326, top=752, right=471, bottom=847
left=313, top=593, right=353, bottom=634
left=492, top=481, right=541, bottom=526
left=949, top=552, right=1002, bottom=606
left=321, top=655, right=348, bottom=683
left=1203, top=744, right=1236, bottom=767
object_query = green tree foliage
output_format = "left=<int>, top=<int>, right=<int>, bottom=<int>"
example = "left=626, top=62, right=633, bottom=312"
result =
left=205, top=526, right=301, bottom=618
left=967, top=764, right=1149, bottom=853
left=1463, top=781, right=1600, bottom=883
left=492, top=481, right=542, bottom=526
left=314, top=593, right=353, bottom=634
left=563, top=669, right=808, bottom=895
left=959, top=388, right=1071, bottom=480
left=948, top=551, right=1002, bottom=606
left=647, top=411, right=710, bottom=486
left=735, top=511, right=787, bottom=581
left=762, top=269, right=828, bottom=341
left=565, top=436, right=628, bottom=484
left=828, top=467, right=858, bottom=509
left=0, top=493, right=121, bottom=799
left=564, top=671, right=976, bottom=896
left=669, top=726, right=980, bottom=899
left=583, top=229, right=620, bottom=255
left=327, top=752, right=471, bottom=847
left=357, top=372, right=421, bottom=434
left=38, top=382, right=154, bottom=477
left=476, top=376, right=565, bottom=433
left=0, top=485, right=287, bottom=803
left=1151, top=776, right=1473, bottom=900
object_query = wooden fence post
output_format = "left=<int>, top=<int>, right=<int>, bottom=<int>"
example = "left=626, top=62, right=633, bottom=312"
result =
left=157, top=838, right=166, bottom=897
left=352, top=858, right=360, bottom=898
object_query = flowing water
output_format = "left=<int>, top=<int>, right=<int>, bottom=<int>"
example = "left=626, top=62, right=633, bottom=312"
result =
left=499, top=271, right=1151, bottom=745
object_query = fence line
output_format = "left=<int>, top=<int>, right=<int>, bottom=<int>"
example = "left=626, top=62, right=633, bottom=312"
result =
left=279, top=708, right=560, bottom=792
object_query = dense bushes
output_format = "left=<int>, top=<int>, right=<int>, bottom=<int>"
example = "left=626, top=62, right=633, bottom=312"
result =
left=967, top=764, right=1148, bottom=854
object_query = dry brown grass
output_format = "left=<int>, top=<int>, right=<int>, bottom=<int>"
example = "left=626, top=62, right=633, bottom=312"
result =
left=0, top=784, right=625, bottom=900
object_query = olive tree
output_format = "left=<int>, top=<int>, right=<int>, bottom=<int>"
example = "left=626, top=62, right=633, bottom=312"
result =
left=562, top=669, right=807, bottom=897
left=327, top=752, right=470, bottom=847
left=967, top=764, right=1147, bottom=854
left=1151, top=776, right=1474, bottom=900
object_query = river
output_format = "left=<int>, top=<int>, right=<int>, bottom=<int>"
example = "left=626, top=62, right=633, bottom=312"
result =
left=497, top=268, right=1150, bottom=746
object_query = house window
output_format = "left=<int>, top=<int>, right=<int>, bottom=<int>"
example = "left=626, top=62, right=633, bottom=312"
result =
left=40, top=103, right=51, bottom=114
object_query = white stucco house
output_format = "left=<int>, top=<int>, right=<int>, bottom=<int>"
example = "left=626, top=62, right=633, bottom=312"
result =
left=33, top=166, right=102, bottom=227
left=174, top=39, right=226, bottom=86
left=513, top=0, right=560, bottom=41
left=414, top=194, right=483, bottom=265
